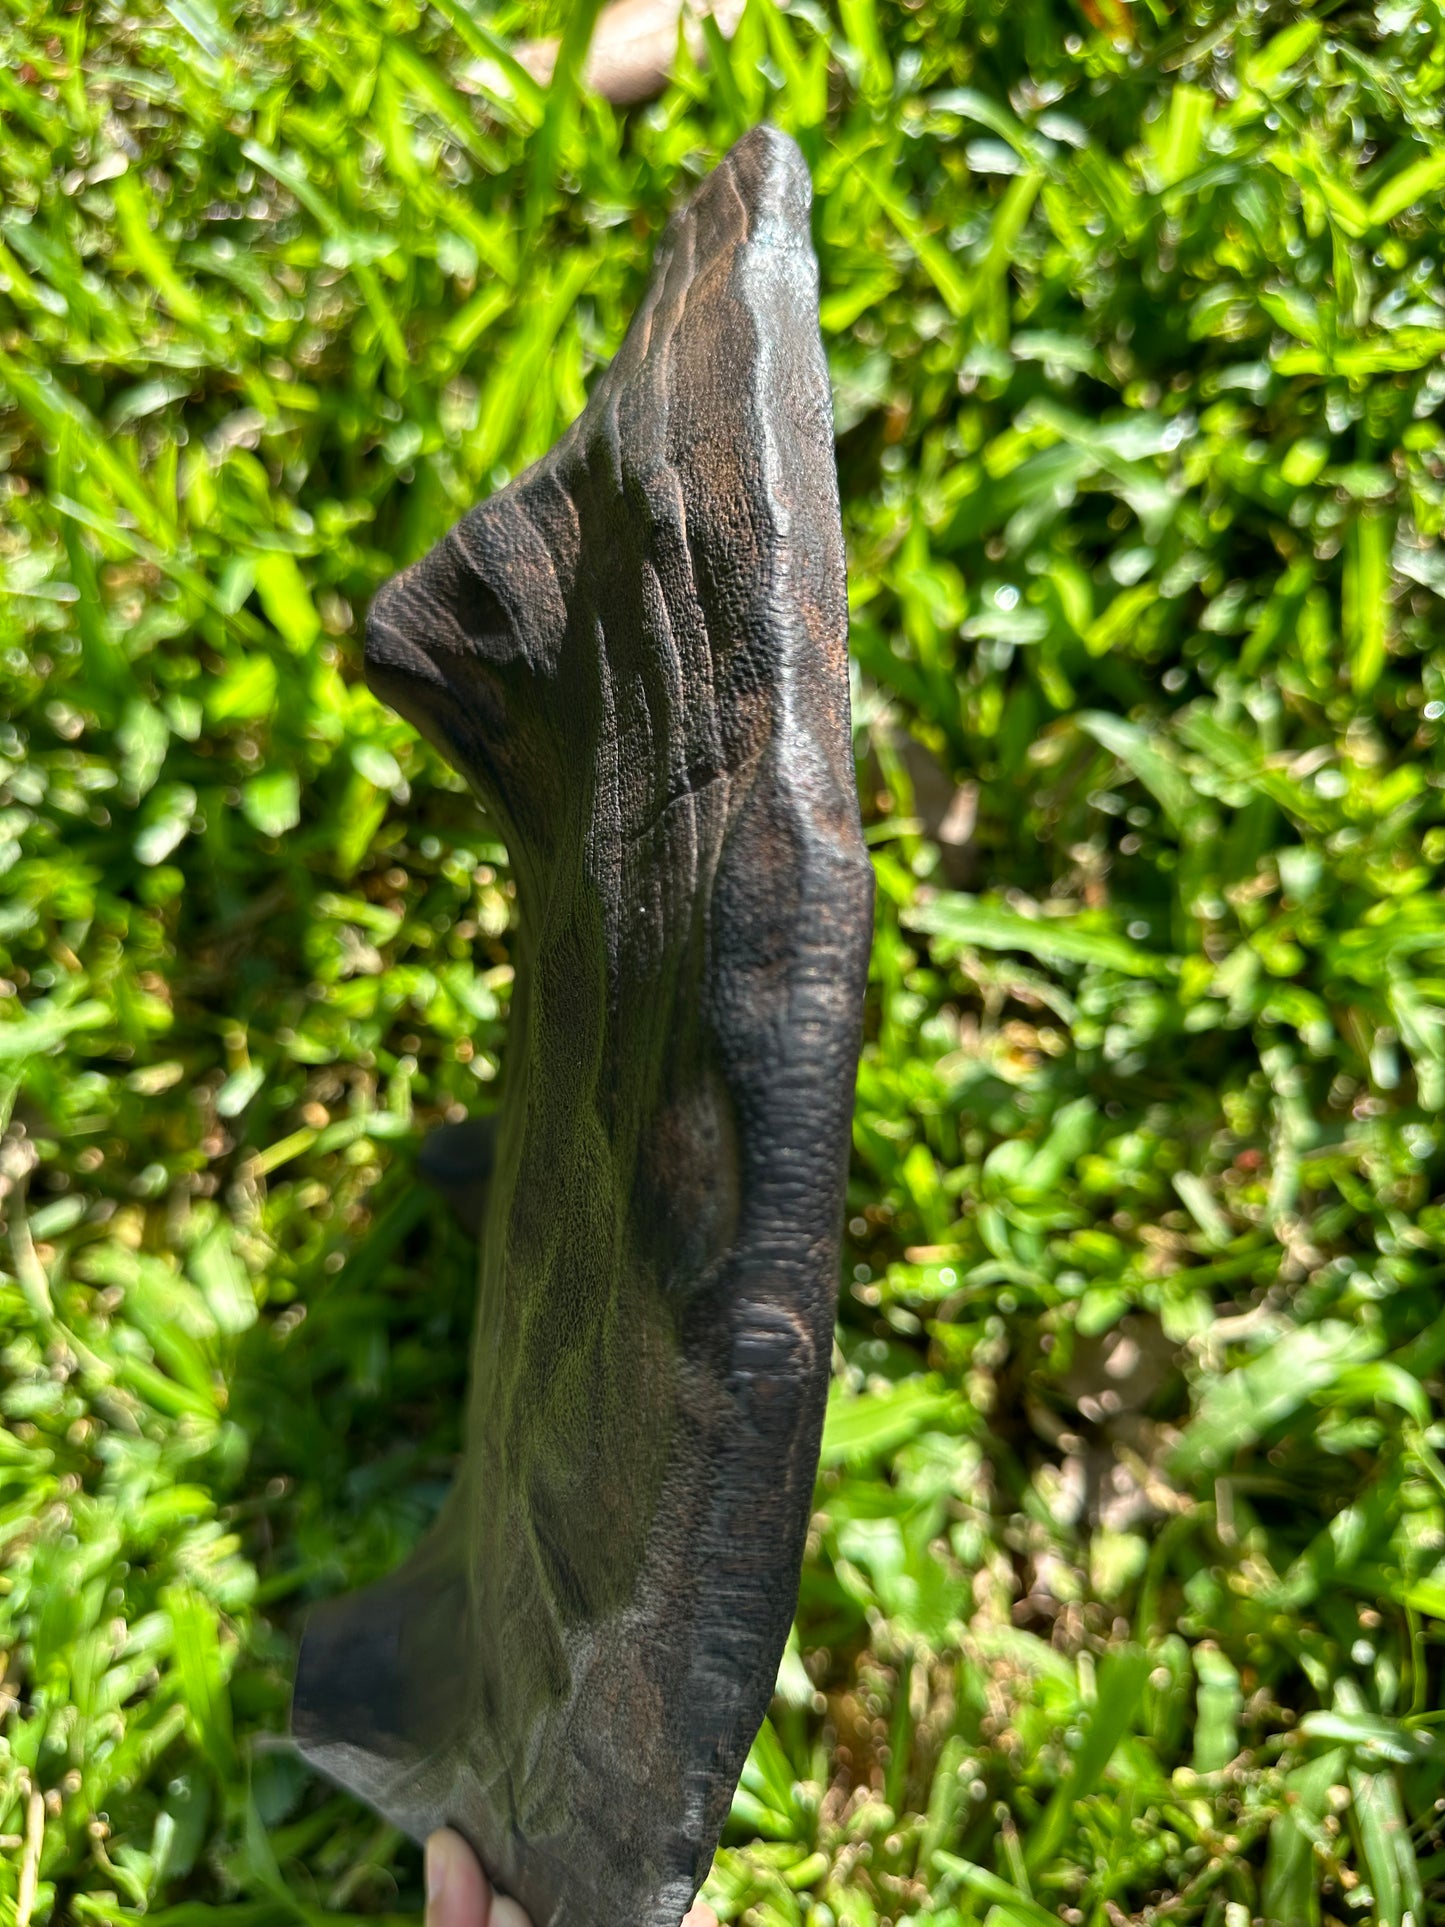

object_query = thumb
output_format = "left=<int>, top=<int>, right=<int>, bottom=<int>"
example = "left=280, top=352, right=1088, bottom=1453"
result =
left=424, top=1830, right=534, bottom=1927
left=425, top=1829, right=490, bottom=1927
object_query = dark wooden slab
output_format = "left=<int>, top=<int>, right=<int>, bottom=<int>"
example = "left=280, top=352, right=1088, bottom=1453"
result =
left=292, top=124, right=873, bottom=1927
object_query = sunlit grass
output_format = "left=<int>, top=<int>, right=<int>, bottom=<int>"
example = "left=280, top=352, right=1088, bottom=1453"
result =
left=2, top=0, right=1445, bottom=1922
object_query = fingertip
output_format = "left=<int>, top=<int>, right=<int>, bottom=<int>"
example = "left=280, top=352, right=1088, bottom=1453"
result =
left=425, top=1827, right=491, bottom=1927
left=682, top=1905, right=720, bottom=1927
left=489, top=1894, right=533, bottom=1927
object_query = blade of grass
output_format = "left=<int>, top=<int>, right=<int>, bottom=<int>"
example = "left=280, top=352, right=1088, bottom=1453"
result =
left=1024, top=1648, right=1151, bottom=1873
left=523, top=0, right=604, bottom=245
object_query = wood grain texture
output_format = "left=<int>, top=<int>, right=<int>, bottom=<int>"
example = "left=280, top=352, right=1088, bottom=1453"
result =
left=291, top=125, right=873, bottom=1927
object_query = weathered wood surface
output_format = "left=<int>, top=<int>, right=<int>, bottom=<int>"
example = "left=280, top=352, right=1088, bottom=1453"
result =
left=291, top=125, right=873, bottom=1927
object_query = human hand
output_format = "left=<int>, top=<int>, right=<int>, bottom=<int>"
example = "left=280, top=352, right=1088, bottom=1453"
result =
left=423, top=1829, right=721, bottom=1927
left=424, top=1831, right=530, bottom=1927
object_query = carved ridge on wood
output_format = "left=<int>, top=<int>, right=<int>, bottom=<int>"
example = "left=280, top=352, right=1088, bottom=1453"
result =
left=291, top=125, right=873, bottom=1927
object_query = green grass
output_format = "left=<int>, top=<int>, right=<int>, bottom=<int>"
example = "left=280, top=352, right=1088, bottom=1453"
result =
left=2, top=0, right=1445, bottom=1921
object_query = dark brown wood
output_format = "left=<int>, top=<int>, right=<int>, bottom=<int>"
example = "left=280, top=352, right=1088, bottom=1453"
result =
left=291, top=125, right=873, bottom=1927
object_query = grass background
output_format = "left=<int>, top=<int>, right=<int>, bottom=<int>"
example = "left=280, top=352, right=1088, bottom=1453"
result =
left=3, top=0, right=1445, bottom=1921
